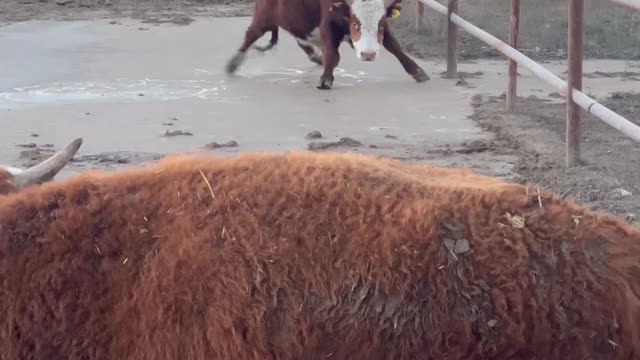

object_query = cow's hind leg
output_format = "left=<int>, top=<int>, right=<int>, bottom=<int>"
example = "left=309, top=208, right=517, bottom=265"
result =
left=382, top=27, right=429, bottom=82
left=296, top=40, right=323, bottom=65
left=253, top=27, right=279, bottom=52
left=226, top=25, right=267, bottom=74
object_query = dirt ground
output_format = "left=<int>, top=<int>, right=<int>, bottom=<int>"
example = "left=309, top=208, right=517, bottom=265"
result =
left=469, top=93, right=640, bottom=222
left=1, top=0, right=639, bottom=223
left=0, top=0, right=253, bottom=24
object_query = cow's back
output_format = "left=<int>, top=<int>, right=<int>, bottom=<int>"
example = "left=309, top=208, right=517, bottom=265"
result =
left=273, top=0, right=323, bottom=38
left=1, top=153, right=640, bottom=359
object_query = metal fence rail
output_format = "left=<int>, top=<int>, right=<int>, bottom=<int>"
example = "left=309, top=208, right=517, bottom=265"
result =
left=415, top=0, right=640, bottom=167
left=608, top=0, right=640, bottom=11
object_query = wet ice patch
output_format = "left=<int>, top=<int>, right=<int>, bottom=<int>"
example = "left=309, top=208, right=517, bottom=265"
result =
left=236, top=65, right=385, bottom=85
left=334, top=68, right=385, bottom=83
left=0, top=78, right=241, bottom=108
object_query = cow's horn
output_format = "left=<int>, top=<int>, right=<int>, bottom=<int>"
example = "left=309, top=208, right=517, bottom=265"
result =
left=11, top=138, right=83, bottom=188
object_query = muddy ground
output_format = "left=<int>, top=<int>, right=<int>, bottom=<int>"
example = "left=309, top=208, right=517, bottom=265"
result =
left=1, top=0, right=639, bottom=223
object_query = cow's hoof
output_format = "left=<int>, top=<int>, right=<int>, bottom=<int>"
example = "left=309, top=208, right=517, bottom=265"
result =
left=309, top=54, right=323, bottom=66
left=317, top=75, right=333, bottom=90
left=225, top=51, right=246, bottom=74
left=412, top=68, right=430, bottom=83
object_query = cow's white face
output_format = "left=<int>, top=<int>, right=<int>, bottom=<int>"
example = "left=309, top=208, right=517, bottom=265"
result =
left=346, top=0, right=393, bottom=62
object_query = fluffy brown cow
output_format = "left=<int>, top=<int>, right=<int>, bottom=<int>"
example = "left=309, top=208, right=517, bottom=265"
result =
left=0, top=138, right=83, bottom=195
left=226, top=0, right=429, bottom=89
left=1, top=151, right=640, bottom=359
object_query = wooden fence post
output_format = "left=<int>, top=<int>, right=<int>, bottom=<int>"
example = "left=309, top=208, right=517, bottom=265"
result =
left=419, top=0, right=640, bottom=143
left=506, top=0, right=520, bottom=112
left=446, top=0, right=458, bottom=79
left=416, top=2, right=425, bottom=30
left=566, top=0, right=584, bottom=167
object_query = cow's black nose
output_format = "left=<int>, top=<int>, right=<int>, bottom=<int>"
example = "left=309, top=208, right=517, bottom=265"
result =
left=360, top=52, right=376, bottom=61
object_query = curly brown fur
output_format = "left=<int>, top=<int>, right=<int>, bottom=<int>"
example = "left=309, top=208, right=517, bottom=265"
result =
left=0, top=152, right=639, bottom=359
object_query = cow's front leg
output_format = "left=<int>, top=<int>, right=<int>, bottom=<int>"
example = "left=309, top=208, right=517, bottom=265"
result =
left=318, top=23, right=341, bottom=90
left=382, top=27, right=429, bottom=83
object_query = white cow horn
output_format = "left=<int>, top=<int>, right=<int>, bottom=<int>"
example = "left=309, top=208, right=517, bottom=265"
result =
left=11, top=138, right=83, bottom=188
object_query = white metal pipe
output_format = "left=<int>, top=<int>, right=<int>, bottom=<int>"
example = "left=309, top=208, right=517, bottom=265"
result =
left=608, top=0, right=640, bottom=11
left=418, top=0, right=640, bottom=142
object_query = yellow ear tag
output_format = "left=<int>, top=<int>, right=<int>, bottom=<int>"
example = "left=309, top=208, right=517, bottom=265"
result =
left=391, top=8, right=401, bottom=19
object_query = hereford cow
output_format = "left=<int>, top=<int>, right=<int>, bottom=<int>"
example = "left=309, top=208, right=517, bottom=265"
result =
left=0, top=137, right=82, bottom=195
left=1, top=151, right=640, bottom=359
left=225, top=0, right=429, bottom=89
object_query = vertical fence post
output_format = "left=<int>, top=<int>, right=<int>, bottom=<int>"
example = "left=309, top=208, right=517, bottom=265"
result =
left=506, top=0, right=520, bottom=112
left=416, top=2, right=425, bottom=30
left=446, top=0, right=458, bottom=79
left=566, top=0, right=584, bottom=167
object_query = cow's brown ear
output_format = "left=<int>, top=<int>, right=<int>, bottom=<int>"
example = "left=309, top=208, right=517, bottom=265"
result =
left=384, top=0, right=399, bottom=9
left=386, top=2, right=401, bottom=18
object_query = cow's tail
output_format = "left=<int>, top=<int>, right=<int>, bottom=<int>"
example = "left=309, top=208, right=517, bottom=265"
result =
left=253, top=28, right=279, bottom=52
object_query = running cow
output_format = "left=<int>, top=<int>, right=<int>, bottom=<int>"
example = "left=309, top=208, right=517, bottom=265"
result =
left=225, top=0, right=429, bottom=89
